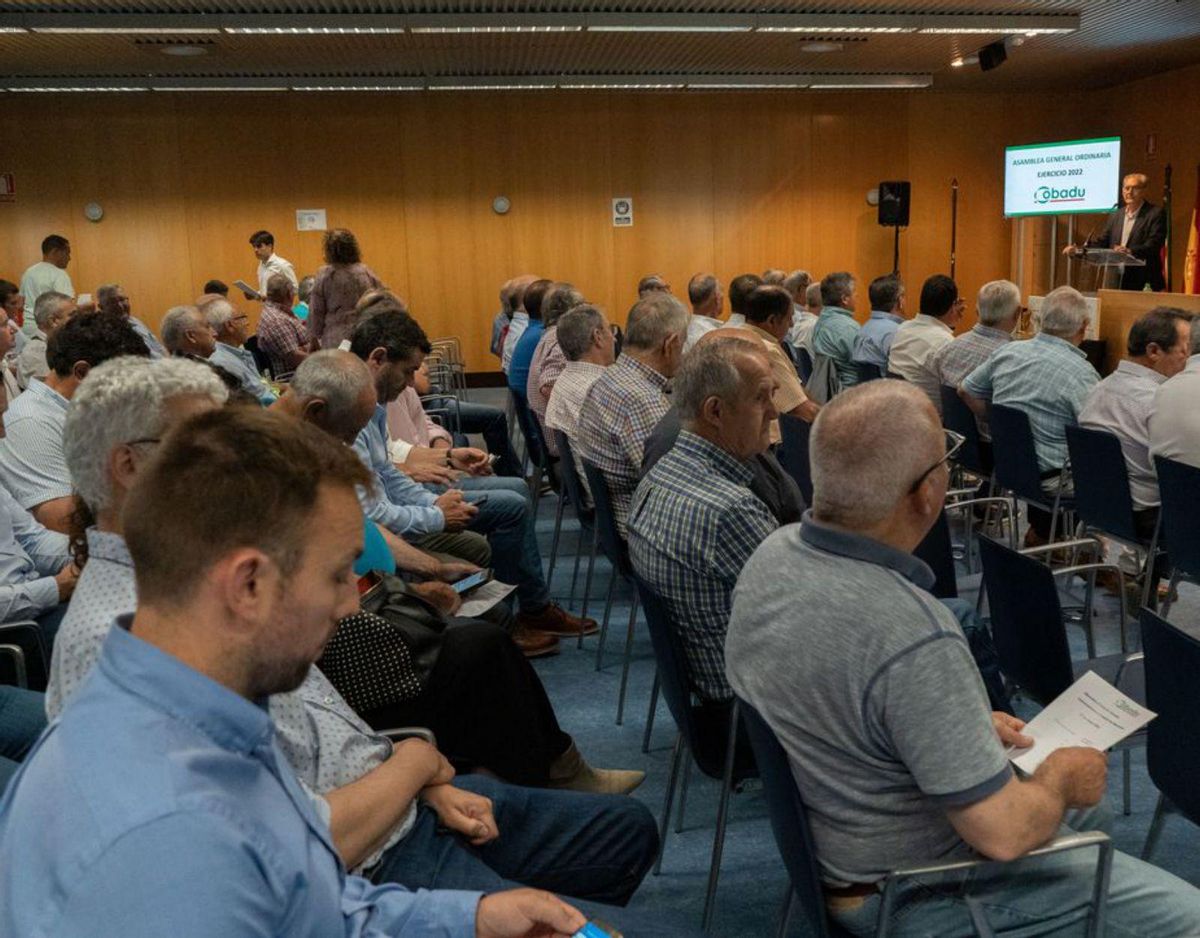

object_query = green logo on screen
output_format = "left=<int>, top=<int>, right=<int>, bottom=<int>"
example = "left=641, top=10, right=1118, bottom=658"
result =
left=1034, top=186, right=1087, bottom=205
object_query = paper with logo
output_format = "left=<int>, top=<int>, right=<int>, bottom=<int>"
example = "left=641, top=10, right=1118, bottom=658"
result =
left=1006, top=670, right=1155, bottom=774
left=456, top=578, right=516, bottom=618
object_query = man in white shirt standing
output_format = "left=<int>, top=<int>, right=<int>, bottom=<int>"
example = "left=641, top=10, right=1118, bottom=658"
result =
left=18, top=235, right=73, bottom=337
left=249, top=230, right=299, bottom=299
left=888, top=273, right=964, bottom=412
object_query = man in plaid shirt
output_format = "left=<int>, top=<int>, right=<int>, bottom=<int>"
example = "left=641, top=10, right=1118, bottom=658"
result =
left=575, top=292, right=689, bottom=536
left=256, top=274, right=311, bottom=377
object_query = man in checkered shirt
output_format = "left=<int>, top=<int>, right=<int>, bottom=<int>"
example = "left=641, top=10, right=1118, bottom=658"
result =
left=256, top=273, right=311, bottom=378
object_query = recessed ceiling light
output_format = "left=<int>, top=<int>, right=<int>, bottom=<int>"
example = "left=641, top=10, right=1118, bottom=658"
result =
left=799, top=41, right=843, bottom=53
left=8, top=86, right=149, bottom=92
left=224, top=26, right=406, bottom=34
left=411, top=25, right=581, bottom=33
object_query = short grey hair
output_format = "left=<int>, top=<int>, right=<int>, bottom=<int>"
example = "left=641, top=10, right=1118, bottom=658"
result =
left=805, top=282, right=823, bottom=308
left=557, top=304, right=606, bottom=360
left=33, top=290, right=72, bottom=329
left=675, top=335, right=769, bottom=423
left=64, top=357, right=229, bottom=513
left=624, top=292, right=689, bottom=351
left=96, top=283, right=123, bottom=307
left=976, top=280, right=1021, bottom=327
left=687, top=273, right=718, bottom=307
left=160, top=305, right=203, bottom=354
left=200, top=297, right=237, bottom=332
left=290, top=350, right=373, bottom=437
left=782, top=270, right=811, bottom=301
left=811, top=380, right=942, bottom=529
left=1038, top=286, right=1090, bottom=339
left=542, top=283, right=586, bottom=328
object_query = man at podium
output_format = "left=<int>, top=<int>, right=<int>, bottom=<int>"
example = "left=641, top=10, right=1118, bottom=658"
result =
left=1063, top=172, right=1167, bottom=291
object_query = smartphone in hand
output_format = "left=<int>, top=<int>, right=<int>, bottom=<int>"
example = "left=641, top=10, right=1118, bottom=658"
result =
left=573, top=922, right=623, bottom=938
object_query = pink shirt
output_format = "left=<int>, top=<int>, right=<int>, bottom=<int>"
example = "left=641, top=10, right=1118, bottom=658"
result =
left=527, top=326, right=567, bottom=455
left=386, top=387, right=452, bottom=462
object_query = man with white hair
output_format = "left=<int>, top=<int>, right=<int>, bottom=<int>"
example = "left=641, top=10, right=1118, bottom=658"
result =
left=202, top=296, right=276, bottom=404
left=683, top=273, right=724, bottom=352
left=932, top=279, right=1021, bottom=392
left=727, top=379, right=1200, bottom=936
left=630, top=335, right=779, bottom=706
left=783, top=270, right=816, bottom=351
left=960, top=285, right=1099, bottom=541
left=159, top=305, right=217, bottom=360
left=576, top=292, right=689, bottom=535
left=16, top=291, right=74, bottom=390
left=96, top=283, right=166, bottom=358
left=1063, top=172, right=1167, bottom=292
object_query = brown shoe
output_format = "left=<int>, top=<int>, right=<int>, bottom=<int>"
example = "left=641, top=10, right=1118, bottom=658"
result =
left=548, top=742, right=646, bottom=795
left=512, top=625, right=560, bottom=659
left=517, top=603, right=599, bottom=638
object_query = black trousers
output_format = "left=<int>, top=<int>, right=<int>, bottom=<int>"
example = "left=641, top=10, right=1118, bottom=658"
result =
left=364, top=620, right=572, bottom=788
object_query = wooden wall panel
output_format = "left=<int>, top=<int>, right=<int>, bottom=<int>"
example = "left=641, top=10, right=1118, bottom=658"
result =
left=2, top=71, right=1196, bottom=371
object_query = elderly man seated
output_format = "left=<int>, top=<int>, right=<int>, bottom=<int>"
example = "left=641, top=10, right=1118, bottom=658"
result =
left=201, top=295, right=277, bottom=404
left=683, top=273, right=724, bottom=352
left=960, top=285, right=1099, bottom=544
left=0, top=312, right=149, bottom=533
left=1150, top=317, right=1200, bottom=469
left=256, top=273, right=311, bottom=378
left=727, top=379, right=1200, bottom=937
left=810, top=271, right=861, bottom=389
left=16, top=291, right=75, bottom=390
left=576, top=292, right=689, bottom=535
left=851, top=274, right=906, bottom=370
left=160, top=305, right=217, bottom=360
left=527, top=283, right=585, bottom=451
left=630, top=335, right=779, bottom=716
left=96, top=283, right=166, bottom=358
left=10, top=401, right=695, bottom=938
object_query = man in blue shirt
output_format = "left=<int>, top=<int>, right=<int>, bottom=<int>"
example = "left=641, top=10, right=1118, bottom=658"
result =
left=851, top=273, right=906, bottom=369
left=810, top=270, right=862, bottom=389
left=201, top=295, right=277, bottom=404
left=0, top=407, right=696, bottom=938
left=506, top=278, right=553, bottom=403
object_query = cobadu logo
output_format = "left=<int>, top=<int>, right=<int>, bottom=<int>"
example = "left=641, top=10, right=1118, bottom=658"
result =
left=1034, top=185, right=1087, bottom=205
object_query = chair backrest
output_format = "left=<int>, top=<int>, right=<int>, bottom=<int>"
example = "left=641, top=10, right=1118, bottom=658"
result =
left=854, top=361, right=883, bottom=383
left=912, top=510, right=958, bottom=599
left=940, top=385, right=991, bottom=477
left=988, top=403, right=1052, bottom=504
left=553, top=430, right=593, bottom=520
left=509, top=388, right=546, bottom=470
left=795, top=346, right=814, bottom=383
left=1140, top=607, right=1200, bottom=826
left=243, top=334, right=273, bottom=378
left=777, top=413, right=814, bottom=506
left=977, top=535, right=1075, bottom=706
left=1065, top=425, right=1140, bottom=544
left=1153, top=454, right=1200, bottom=580
left=737, top=698, right=835, bottom=938
left=581, top=459, right=631, bottom=575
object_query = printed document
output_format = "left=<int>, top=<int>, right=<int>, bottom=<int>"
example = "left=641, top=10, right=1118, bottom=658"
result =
left=457, top=579, right=516, bottom=618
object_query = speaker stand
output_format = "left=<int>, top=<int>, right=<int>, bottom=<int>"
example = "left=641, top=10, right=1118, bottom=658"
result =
left=892, top=224, right=901, bottom=274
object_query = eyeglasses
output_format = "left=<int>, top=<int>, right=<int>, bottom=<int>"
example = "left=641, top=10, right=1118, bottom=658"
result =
left=908, top=429, right=965, bottom=494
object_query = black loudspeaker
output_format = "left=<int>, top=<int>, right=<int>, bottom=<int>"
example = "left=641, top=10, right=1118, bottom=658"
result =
left=979, top=40, right=1007, bottom=72
left=878, top=181, right=911, bottom=227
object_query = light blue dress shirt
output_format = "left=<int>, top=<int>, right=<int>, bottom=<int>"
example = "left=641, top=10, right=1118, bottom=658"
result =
left=852, top=310, right=904, bottom=367
left=810, top=306, right=862, bottom=388
left=0, top=483, right=68, bottom=622
left=0, top=378, right=71, bottom=511
left=129, top=315, right=167, bottom=359
left=210, top=341, right=277, bottom=404
left=353, top=404, right=445, bottom=536
left=0, top=619, right=480, bottom=937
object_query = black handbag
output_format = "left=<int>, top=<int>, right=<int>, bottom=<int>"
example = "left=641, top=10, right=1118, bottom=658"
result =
left=317, top=574, right=447, bottom=714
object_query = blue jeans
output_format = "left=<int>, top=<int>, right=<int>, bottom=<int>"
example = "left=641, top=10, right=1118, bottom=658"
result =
left=833, top=829, right=1200, bottom=937
left=0, top=685, right=47, bottom=793
left=37, top=603, right=69, bottom=648
left=430, top=399, right=522, bottom=478
left=368, top=774, right=658, bottom=907
left=431, top=476, right=550, bottom=613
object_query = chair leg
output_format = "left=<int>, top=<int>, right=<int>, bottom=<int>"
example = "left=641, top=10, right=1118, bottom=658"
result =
left=615, top=589, right=640, bottom=725
left=642, top=671, right=660, bottom=754
left=776, top=885, right=795, bottom=938
left=568, top=524, right=585, bottom=608
left=701, top=701, right=742, bottom=933
left=655, top=734, right=686, bottom=875
left=580, top=530, right=599, bottom=648
left=595, top=574, right=617, bottom=671
left=546, top=491, right=565, bottom=583
left=1122, top=748, right=1131, bottom=816
left=1160, top=571, right=1182, bottom=619
left=1141, top=792, right=1169, bottom=860
left=1082, top=568, right=1098, bottom=659
left=676, top=758, right=693, bottom=834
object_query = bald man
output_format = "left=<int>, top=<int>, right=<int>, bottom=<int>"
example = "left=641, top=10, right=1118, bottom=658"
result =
left=1064, top=172, right=1166, bottom=292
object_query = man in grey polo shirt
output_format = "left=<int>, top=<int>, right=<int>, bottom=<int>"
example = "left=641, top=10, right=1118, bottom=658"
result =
left=726, top=380, right=1200, bottom=936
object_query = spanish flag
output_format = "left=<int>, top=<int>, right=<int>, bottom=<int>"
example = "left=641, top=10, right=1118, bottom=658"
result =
left=1186, top=164, right=1200, bottom=294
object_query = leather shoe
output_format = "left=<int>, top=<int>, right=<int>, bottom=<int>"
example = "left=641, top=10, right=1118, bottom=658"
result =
left=512, top=626, right=560, bottom=659
left=516, top=603, right=599, bottom=637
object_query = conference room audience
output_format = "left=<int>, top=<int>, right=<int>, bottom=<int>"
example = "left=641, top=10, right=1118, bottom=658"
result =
left=851, top=274, right=906, bottom=369
left=684, top=273, right=725, bottom=352
left=888, top=273, right=963, bottom=410
left=0, top=280, right=27, bottom=335
left=506, top=278, right=553, bottom=406
left=16, top=290, right=74, bottom=390
left=638, top=274, right=670, bottom=296
left=810, top=270, right=861, bottom=388
left=577, top=292, right=689, bottom=535
left=727, top=378, right=1200, bottom=936
left=724, top=272, right=762, bottom=328
left=0, top=313, right=149, bottom=534
left=761, top=268, right=786, bottom=285
left=490, top=281, right=514, bottom=359
left=159, top=304, right=217, bottom=359
left=308, top=227, right=383, bottom=349
left=248, top=228, right=299, bottom=297
left=788, top=280, right=822, bottom=351
left=960, top=285, right=1098, bottom=542
left=19, top=401, right=675, bottom=934
left=1150, top=317, right=1200, bottom=469
left=0, top=685, right=44, bottom=790
left=527, top=282, right=585, bottom=445
left=781, top=269, right=814, bottom=347
left=256, top=272, right=310, bottom=377
left=18, top=235, right=73, bottom=337
left=1080, top=307, right=1193, bottom=517
left=501, top=274, right=538, bottom=374
left=0, top=477, right=75, bottom=650
left=728, top=284, right=819, bottom=443
left=201, top=295, right=277, bottom=404
left=931, top=278, right=1020, bottom=395
left=96, top=283, right=166, bottom=357
left=630, top=336, right=779, bottom=706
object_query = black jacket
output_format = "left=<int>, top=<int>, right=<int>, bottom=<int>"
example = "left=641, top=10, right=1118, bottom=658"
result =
left=1088, top=201, right=1167, bottom=291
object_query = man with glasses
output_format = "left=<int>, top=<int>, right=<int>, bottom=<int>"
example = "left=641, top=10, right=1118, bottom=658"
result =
left=202, top=295, right=277, bottom=404
left=1063, top=173, right=1167, bottom=292
left=727, top=379, right=1200, bottom=937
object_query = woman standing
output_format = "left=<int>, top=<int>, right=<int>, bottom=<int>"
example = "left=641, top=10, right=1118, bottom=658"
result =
left=308, top=228, right=383, bottom=349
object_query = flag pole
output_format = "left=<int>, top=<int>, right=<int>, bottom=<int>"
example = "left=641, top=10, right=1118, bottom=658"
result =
left=1163, top=163, right=1173, bottom=289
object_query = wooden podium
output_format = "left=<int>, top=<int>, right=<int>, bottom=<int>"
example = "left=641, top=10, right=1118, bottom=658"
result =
left=1096, top=290, right=1200, bottom=374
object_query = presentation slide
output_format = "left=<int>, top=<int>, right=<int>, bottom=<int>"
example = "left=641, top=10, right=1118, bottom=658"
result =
left=1004, top=136, right=1121, bottom=218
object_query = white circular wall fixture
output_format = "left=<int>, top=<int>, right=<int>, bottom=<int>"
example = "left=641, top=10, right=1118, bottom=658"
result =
left=492, top=195, right=511, bottom=215
left=83, top=201, right=104, bottom=222
left=866, top=188, right=880, bottom=207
